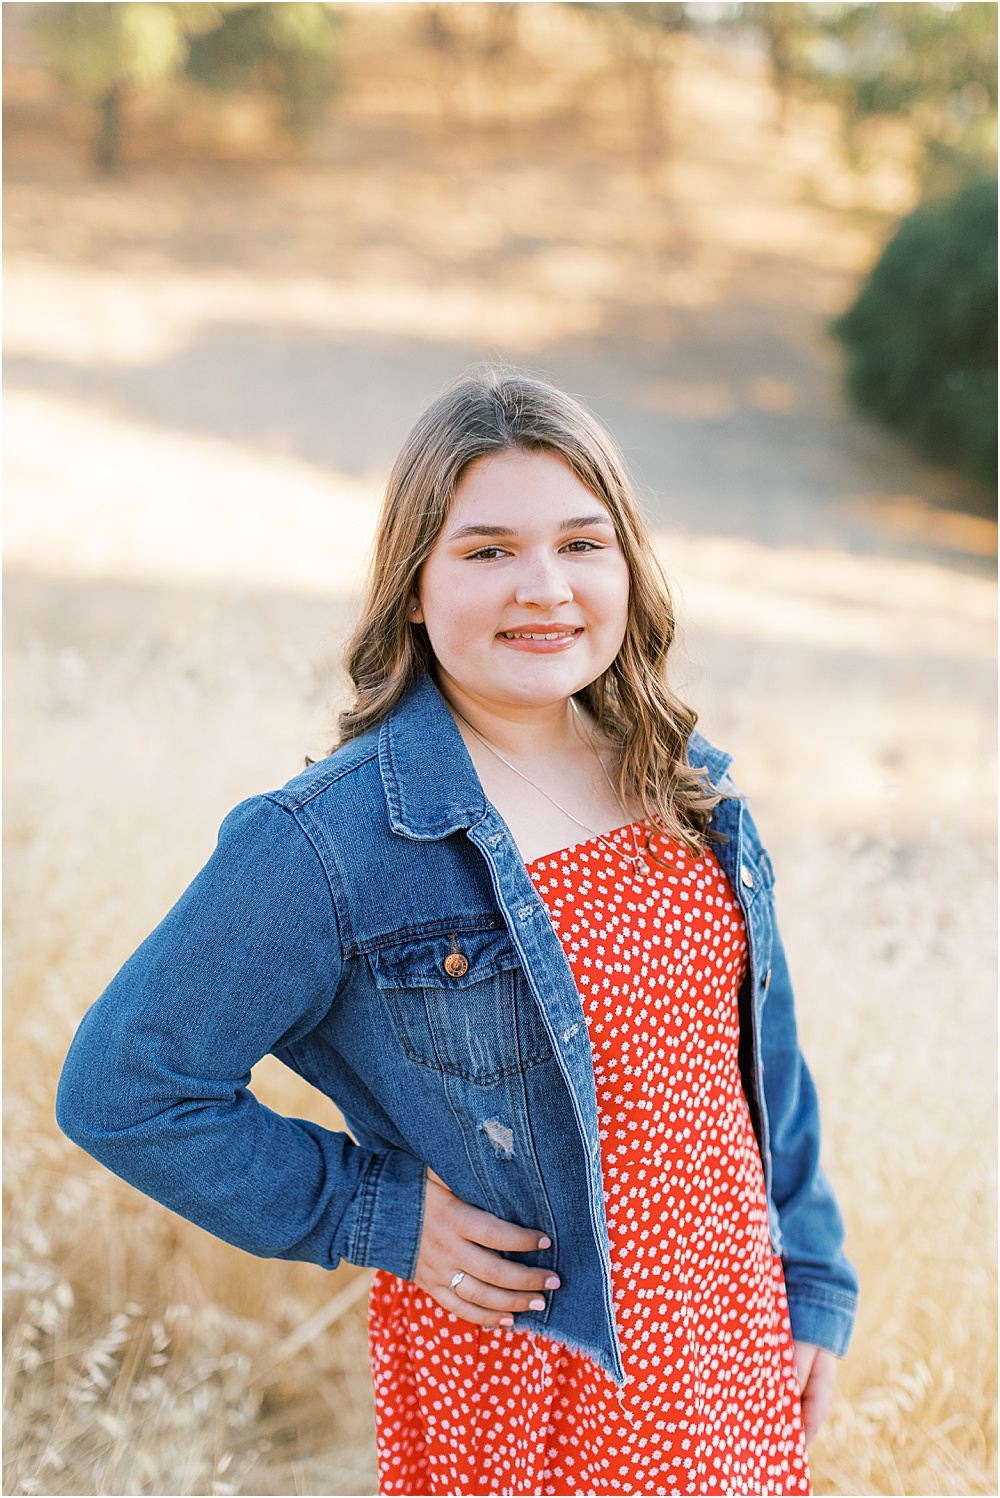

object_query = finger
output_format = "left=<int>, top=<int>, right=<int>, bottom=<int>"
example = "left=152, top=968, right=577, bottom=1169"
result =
left=800, top=1351, right=837, bottom=1443
left=451, top=1273, right=550, bottom=1316
left=801, top=1388, right=828, bottom=1445
left=460, top=1244, right=561, bottom=1294
left=793, top=1341, right=817, bottom=1393
left=434, top=1289, right=522, bottom=1330
left=454, top=1201, right=550, bottom=1254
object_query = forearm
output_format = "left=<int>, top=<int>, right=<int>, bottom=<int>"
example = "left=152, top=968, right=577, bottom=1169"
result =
left=56, top=1031, right=426, bottom=1276
left=761, top=928, right=858, bottom=1356
left=56, top=793, right=426, bottom=1281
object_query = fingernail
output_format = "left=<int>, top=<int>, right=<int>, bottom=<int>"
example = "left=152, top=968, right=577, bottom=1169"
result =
left=544, top=1276, right=560, bottom=1289
left=499, top=1316, right=514, bottom=1328
left=529, top=1297, right=546, bottom=1310
left=537, top=1236, right=551, bottom=1249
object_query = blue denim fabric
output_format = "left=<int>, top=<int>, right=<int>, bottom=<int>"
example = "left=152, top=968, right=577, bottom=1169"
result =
left=57, top=672, right=858, bottom=1382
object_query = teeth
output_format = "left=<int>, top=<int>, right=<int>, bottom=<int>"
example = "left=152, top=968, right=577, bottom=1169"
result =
left=502, top=630, right=577, bottom=640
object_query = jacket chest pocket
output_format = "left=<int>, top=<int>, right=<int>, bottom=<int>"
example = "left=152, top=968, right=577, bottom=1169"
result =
left=371, top=928, right=552, bottom=1086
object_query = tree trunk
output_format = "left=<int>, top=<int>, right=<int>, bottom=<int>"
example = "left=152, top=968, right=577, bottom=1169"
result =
left=96, top=84, right=123, bottom=172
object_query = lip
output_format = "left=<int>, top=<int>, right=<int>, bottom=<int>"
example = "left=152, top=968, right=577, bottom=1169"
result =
left=496, top=626, right=584, bottom=654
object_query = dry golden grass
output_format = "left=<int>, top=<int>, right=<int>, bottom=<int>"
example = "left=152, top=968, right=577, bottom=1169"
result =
left=2, top=577, right=377, bottom=1497
left=4, top=566, right=995, bottom=1497
left=4, top=1127, right=380, bottom=1497
left=775, top=835, right=997, bottom=1495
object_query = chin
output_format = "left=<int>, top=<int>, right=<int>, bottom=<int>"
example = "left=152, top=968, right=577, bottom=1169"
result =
left=492, top=667, right=596, bottom=706
left=441, top=651, right=605, bottom=708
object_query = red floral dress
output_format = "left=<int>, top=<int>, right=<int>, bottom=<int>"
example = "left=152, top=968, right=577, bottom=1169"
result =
left=369, top=826, right=811, bottom=1496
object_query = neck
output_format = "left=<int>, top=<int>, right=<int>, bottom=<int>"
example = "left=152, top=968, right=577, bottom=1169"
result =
left=436, top=671, right=581, bottom=760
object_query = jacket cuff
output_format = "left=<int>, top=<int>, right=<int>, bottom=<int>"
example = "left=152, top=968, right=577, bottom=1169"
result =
left=786, top=1286, right=857, bottom=1358
left=344, top=1148, right=427, bottom=1280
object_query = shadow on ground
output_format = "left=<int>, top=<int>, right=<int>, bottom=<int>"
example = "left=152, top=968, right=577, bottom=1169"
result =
left=5, top=302, right=994, bottom=571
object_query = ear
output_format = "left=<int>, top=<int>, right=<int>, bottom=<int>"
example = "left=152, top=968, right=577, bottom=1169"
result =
left=408, top=597, right=424, bottom=624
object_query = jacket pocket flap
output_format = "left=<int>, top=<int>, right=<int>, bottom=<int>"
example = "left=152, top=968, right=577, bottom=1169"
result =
left=372, top=928, right=523, bottom=990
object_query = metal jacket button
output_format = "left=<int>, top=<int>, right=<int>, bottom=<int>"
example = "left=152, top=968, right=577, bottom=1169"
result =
left=444, top=935, right=469, bottom=978
left=740, top=866, right=754, bottom=888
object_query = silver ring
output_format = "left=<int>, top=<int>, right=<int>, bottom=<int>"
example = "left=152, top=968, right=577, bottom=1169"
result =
left=449, top=1271, right=466, bottom=1290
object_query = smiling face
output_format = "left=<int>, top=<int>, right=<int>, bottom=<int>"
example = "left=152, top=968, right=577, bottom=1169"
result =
left=411, top=449, right=631, bottom=715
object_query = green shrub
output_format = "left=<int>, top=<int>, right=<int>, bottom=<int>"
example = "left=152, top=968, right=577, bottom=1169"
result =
left=834, top=177, right=997, bottom=492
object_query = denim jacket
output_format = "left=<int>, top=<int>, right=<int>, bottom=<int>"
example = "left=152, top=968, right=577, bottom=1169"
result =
left=57, top=672, right=858, bottom=1382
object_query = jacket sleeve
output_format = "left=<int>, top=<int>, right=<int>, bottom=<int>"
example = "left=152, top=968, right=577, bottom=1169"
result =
left=55, top=795, right=426, bottom=1280
left=761, top=922, right=859, bottom=1357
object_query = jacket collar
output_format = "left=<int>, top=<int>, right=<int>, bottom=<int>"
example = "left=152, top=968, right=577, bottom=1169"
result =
left=379, top=674, right=488, bottom=839
left=687, top=727, right=733, bottom=783
left=379, top=672, right=734, bottom=840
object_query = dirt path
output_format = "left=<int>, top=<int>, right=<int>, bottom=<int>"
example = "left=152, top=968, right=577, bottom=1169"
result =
left=5, top=12, right=996, bottom=568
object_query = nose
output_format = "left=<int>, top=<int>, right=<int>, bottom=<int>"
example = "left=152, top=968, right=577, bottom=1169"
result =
left=513, top=549, right=574, bottom=610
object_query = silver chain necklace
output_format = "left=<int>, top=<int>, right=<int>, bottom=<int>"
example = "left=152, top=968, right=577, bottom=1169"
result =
left=453, top=699, right=650, bottom=877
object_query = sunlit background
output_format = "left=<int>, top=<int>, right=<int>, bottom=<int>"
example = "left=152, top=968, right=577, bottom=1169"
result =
left=3, top=4, right=997, bottom=1494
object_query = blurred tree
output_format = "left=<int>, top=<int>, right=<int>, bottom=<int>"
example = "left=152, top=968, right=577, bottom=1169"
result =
left=185, top=4, right=340, bottom=137
left=32, top=3, right=217, bottom=170
left=723, top=3, right=997, bottom=492
left=581, top=3, right=690, bottom=162
left=834, top=177, right=998, bottom=493
left=738, top=2, right=997, bottom=195
left=590, top=2, right=996, bottom=185
left=602, top=1, right=689, bottom=31
left=31, top=2, right=340, bottom=171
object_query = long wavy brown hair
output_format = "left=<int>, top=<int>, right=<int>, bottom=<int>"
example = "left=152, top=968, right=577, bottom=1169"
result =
left=338, top=366, right=721, bottom=850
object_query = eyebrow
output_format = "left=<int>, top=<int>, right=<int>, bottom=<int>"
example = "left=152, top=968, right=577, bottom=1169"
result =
left=448, top=515, right=614, bottom=539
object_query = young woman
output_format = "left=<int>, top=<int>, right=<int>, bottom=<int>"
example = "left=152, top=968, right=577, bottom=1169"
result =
left=58, top=369, right=857, bottom=1496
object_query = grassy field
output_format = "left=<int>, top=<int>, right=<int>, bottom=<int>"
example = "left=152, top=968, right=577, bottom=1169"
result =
left=3, top=550, right=995, bottom=1497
